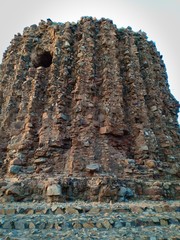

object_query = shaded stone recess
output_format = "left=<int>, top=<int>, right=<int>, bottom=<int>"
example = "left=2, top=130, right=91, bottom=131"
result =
left=0, top=17, right=179, bottom=202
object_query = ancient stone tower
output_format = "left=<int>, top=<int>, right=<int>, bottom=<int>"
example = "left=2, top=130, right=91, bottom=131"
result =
left=0, top=17, right=179, bottom=202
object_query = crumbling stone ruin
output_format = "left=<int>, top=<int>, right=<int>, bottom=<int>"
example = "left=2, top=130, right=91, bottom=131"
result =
left=0, top=17, right=179, bottom=203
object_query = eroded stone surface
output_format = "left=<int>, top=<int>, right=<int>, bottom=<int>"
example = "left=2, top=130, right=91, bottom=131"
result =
left=0, top=17, right=179, bottom=202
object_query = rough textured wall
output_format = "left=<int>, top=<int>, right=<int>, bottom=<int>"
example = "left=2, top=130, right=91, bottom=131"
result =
left=0, top=17, right=179, bottom=184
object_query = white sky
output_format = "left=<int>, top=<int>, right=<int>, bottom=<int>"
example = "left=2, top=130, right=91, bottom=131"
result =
left=0, top=0, right=179, bottom=120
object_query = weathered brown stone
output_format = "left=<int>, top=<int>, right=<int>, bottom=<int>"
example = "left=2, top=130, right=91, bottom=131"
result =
left=0, top=208, right=5, bottom=214
left=102, top=219, right=112, bottom=229
left=131, top=206, right=143, bottom=214
left=96, top=222, right=103, bottom=228
left=5, top=208, right=16, bottom=215
left=144, top=187, right=163, bottom=196
left=160, top=219, right=168, bottom=226
left=65, top=207, right=79, bottom=214
left=88, top=207, right=100, bottom=214
left=83, top=221, right=94, bottom=228
left=145, top=160, right=157, bottom=168
left=54, top=207, right=64, bottom=215
left=29, top=222, right=36, bottom=229
left=73, top=222, right=82, bottom=229
left=27, top=209, right=34, bottom=214
left=0, top=17, right=179, bottom=202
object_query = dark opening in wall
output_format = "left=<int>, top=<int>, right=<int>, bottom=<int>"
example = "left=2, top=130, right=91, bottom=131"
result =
left=31, top=47, right=52, bottom=68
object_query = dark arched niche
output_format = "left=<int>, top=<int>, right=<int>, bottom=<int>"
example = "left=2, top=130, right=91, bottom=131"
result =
left=31, top=47, right=52, bottom=68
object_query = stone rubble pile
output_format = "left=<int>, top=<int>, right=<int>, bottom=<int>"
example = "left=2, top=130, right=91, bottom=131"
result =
left=0, top=201, right=179, bottom=239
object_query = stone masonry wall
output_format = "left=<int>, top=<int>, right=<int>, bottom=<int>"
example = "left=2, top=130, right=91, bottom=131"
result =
left=0, top=17, right=179, bottom=202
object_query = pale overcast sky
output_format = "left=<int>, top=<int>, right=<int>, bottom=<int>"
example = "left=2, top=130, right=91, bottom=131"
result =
left=0, top=0, right=179, bottom=120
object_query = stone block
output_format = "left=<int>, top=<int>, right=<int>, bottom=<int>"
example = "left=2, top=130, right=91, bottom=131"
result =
left=140, top=145, right=149, bottom=151
left=0, top=208, right=5, bottom=214
left=9, top=165, right=21, bottom=174
left=5, top=185, right=24, bottom=198
left=73, top=222, right=82, bottom=229
left=47, top=184, right=62, bottom=196
left=2, top=221, right=13, bottom=229
left=144, top=187, right=163, bottom=197
left=88, top=207, right=100, bottom=214
left=119, top=187, right=134, bottom=199
left=96, top=222, right=103, bottom=228
left=14, top=220, right=26, bottom=230
left=146, top=159, right=156, bottom=168
left=154, top=206, right=163, bottom=213
left=35, top=208, right=44, bottom=214
left=29, top=222, right=36, bottom=229
left=99, top=126, right=112, bottom=134
left=131, top=206, right=143, bottom=214
left=55, top=207, right=64, bottom=215
left=86, top=163, right=100, bottom=172
left=152, top=217, right=160, bottom=224
left=151, top=106, right=158, bottom=112
left=83, top=221, right=94, bottom=228
left=34, top=158, right=47, bottom=164
left=160, top=219, right=168, bottom=226
left=102, top=219, right=112, bottom=229
left=5, top=208, right=16, bottom=215
left=65, top=207, right=79, bottom=214
left=27, top=209, right=34, bottom=214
